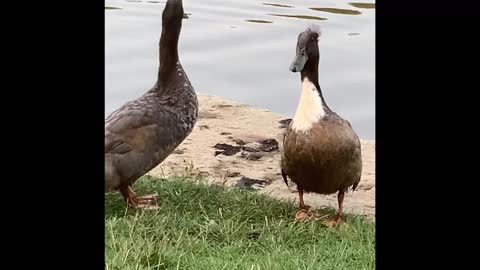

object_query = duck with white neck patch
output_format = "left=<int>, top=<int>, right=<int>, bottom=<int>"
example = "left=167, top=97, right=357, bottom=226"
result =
left=281, top=25, right=362, bottom=226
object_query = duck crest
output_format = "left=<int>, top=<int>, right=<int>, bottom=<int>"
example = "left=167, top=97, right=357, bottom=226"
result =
left=291, top=78, right=325, bottom=132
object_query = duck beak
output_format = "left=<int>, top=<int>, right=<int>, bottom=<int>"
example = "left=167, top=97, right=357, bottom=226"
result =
left=289, top=53, right=307, bottom=73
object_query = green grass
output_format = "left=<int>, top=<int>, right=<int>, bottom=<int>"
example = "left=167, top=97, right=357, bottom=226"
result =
left=105, top=176, right=375, bottom=270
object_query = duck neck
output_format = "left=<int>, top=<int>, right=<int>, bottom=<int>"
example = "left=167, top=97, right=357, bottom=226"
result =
left=157, top=29, right=180, bottom=89
left=155, top=0, right=183, bottom=90
left=291, top=76, right=326, bottom=132
left=300, top=58, right=331, bottom=113
left=291, top=58, right=334, bottom=132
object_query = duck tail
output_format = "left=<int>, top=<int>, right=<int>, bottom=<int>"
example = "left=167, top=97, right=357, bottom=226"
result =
left=352, top=177, right=361, bottom=192
left=281, top=168, right=289, bottom=187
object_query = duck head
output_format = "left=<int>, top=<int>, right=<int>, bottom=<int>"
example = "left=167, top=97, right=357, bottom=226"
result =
left=289, top=25, right=321, bottom=73
left=161, top=0, right=184, bottom=39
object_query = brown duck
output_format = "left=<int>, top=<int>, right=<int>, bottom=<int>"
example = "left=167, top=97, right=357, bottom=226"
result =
left=281, top=25, right=362, bottom=225
left=105, top=0, right=198, bottom=207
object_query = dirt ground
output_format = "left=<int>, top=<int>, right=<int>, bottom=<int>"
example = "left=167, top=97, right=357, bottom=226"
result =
left=149, top=94, right=375, bottom=220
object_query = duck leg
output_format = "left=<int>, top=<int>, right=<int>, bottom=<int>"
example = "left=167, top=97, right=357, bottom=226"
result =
left=336, top=189, right=345, bottom=223
left=323, top=189, right=345, bottom=227
left=295, top=186, right=313, bottom=221
left=120, top=185, right=157, bottom=208
left=298, top=186, right=310, bottom=210
left=120, top=185, right=138, bottom=207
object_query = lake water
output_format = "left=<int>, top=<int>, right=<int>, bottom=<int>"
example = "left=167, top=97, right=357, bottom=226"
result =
left=105, top=0, right=375, bottom=139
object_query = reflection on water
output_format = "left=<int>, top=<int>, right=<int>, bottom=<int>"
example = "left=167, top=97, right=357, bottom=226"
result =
left=246, top=19, right=273, bottom=24
left=269, top=14, right=326, bottom=21
left=262, top=3, right=293, bottom=8
left=349, top=2, right=375, bottom=9
left=310, top=7, right=361, bottom=15
left=105, top=0, right=375, bottom=139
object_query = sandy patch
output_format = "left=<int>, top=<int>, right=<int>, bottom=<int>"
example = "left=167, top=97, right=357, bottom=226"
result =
left=149, top=94, right=375, bottom=220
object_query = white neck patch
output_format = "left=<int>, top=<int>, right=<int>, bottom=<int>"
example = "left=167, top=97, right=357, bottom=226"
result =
left=291, top=78, right=325, bottom=132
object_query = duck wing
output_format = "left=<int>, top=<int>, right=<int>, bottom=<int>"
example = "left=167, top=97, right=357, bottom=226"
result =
left=280, top=131, right=290, bottom=187
left=105, top=132, right=134, bottom=155
left=106, top=106, right=184, bottom=183
left=105, top=112, right=154, bottom=155
left=105, top=107, right=180, bottom=155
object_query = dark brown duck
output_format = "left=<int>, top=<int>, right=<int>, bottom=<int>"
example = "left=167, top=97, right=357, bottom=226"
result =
left=105, top=0, right=198, bottom=207
left=281, top=25, right=362, bottom=225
